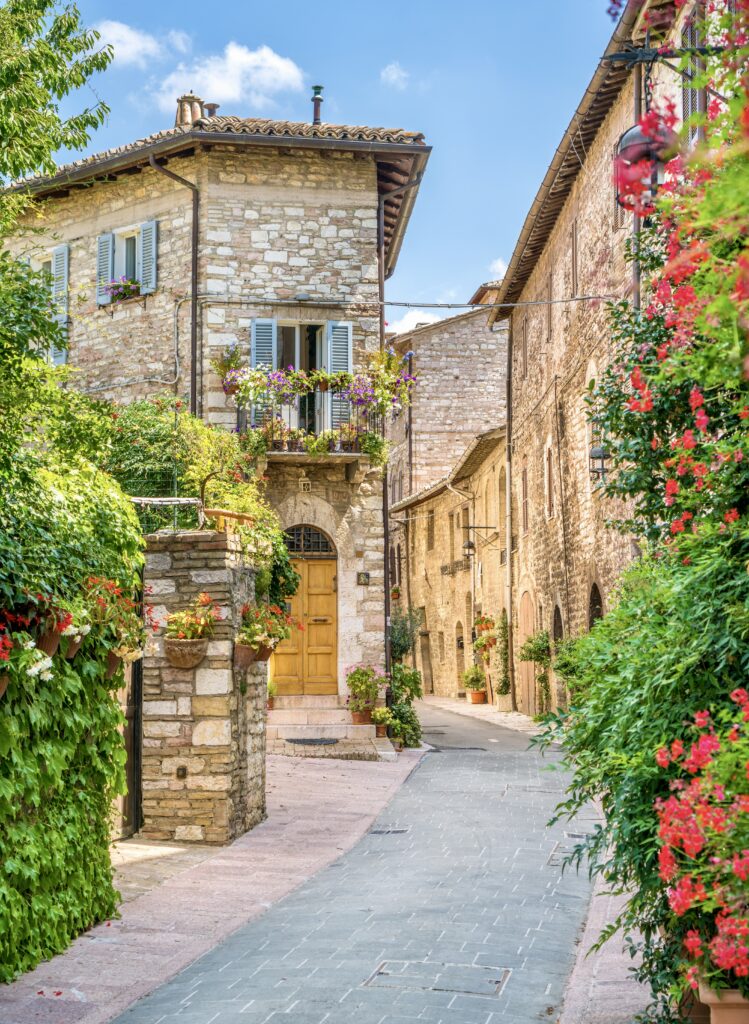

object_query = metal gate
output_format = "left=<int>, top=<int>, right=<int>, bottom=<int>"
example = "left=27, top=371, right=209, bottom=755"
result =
left=112, top=657, right=142, bottom=840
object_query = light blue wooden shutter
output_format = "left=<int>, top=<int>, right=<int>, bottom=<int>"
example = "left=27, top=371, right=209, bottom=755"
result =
left=138, top=220, right=158, bottom=294
left=327, top=321, right=352, bottom=427
left=50, top=243, right=69, bottom=365
left=96, top=233, right=114, bottom=305
left=250, top=318, right=277, bottom=426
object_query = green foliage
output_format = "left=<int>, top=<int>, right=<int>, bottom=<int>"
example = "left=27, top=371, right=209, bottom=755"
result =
left=496, top=608, right=511, bottom=695
left=0, top=0, right=112, bottom=187
left=345, top=664, right=383, bottom=712
left=390, top=604, right=421, bottom=663
left=462, top=665, right=485, bottom=690
left=518, top=629, right=552, bottom=714
left=551, top=636, right=584, bottom=702
left=358, top=431, right=390, bottom=468
left=389, top=662, right=422, bottom=747
left=534, top=530, right=749, bottom=1018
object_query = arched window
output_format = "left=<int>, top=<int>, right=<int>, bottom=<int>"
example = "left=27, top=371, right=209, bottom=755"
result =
left=284, top=525, right=335, bottom=555
left=588, top=583, right=603, bottom=629
left=455, top=621, right=465, bottom=687
left=521, top=460, right=529, bottom=534
left=553, top=605, right=564, bottom=645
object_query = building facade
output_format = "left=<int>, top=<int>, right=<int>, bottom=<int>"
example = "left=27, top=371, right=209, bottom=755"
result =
left=490, top=0, right=703, bottom=716
left=12, top=95, right=429, bottom=713
left=390, top=429, right=509, bottom=703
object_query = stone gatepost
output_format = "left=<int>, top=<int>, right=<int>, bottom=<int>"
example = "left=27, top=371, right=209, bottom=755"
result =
left=140, top=530, right=266, bottom=844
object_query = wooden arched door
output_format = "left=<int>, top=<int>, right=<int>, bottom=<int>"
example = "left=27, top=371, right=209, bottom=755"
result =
left=518, top=591, right=536, bottom=716
left=271, top=526, right=338, bottom=695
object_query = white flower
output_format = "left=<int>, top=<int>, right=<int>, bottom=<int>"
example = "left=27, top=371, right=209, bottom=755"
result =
left=80, top=624, right=91, bottom=636
left=23, top=640, right=36, bottom=650
left=62, top=623, right=78, bottom=636
left=40, top=670, right=53, bottom=681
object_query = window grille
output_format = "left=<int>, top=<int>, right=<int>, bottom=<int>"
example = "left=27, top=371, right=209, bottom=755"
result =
left=284, top=525, right=333, bottom=555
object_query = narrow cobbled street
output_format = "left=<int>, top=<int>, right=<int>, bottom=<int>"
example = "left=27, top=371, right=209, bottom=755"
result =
left=114, top=705, right=597, bottom=1024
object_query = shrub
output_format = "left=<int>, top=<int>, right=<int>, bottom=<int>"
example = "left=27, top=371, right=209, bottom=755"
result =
left=462, top=665, right=486, bottom=690
left=390, top=605, right=421, bottom=663
left=345, top=664, right=383, bottom=712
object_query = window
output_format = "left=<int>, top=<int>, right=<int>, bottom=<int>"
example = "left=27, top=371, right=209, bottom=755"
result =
left=553, top=605, right=564, bottom=645
left=96, top=221, right=158, bottom=305
left=546, top=446, right=555, bottom=517
left=396, top=544, right=403, bottom=586
left=521, top=463, right=529, bottom=534
left=41, top=245, right=69, bottom=366
left=589, top=583, right=604, bottom=628
left=426, top=509, right=435, bottom=551
left=461, top=506, right=469, bottom=553
left=448, top=513, right=455, bottom=561
left=284, top=525, right=334, bottom=554
left=389, top=546, right=397, bottom=586
left=571, top=219, right=578, bottom=297
left=498, top=466, right=507, bottom=541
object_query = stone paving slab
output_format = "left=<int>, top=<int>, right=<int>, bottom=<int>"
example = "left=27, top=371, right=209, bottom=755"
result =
left=420, top=696, right=541, bottom=736
left=0, top=752, right=423, bottom=1024
left=104, top=705, right=597, bottom=1024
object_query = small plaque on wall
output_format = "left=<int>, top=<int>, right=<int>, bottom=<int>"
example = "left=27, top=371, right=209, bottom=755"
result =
left=357, top=572, right=370, bottom=586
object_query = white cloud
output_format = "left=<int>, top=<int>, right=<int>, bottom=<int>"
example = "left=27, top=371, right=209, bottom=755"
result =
left=380, top=62, right=410, bottom=91
left=154, top=42, right=304, bottom=113
left=489, top=257, right=508, bottom=279
left=167, top=30, right=192, bottom=55
left=96, top=20, right=164, bottom=69
left=388, top=309, right=442, bottom=335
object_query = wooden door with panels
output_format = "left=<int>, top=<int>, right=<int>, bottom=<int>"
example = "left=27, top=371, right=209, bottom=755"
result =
left=271, top=526, right=338, bottom=695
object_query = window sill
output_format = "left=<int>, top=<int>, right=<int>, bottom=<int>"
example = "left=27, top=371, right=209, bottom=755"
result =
left=100, top=293, right=150, bottom=315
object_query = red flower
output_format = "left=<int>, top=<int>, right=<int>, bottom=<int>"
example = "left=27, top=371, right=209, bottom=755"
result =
left=656, top=746, right=671, bottom=768
left=694, top=710, right=711, bottom=729
left=731, top=689, right=749, bottom=706
left=724, top=508, right=740, bottom=524
left=689, top=388, right=704, bottom=411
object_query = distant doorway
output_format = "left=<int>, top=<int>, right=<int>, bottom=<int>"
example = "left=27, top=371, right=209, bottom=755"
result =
left=518, top=591, right=536, bottom=716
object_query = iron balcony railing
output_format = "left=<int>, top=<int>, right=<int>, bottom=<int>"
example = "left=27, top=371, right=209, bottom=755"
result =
left=251, top=390, right=384, bottom=454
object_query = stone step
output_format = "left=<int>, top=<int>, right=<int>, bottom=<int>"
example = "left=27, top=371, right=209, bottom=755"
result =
left=272, top=694, right=344, bottom=710
left=267, top=739, right=380, bottom=761
left=268, top=708, right=352, bottom=726
left=266, top=723, right=376, bottom=741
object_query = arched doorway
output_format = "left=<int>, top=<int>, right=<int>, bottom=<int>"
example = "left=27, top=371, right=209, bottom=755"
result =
left=271, top=525, right=338, bottom=695
left=455, top=621, right=465, bottom=692
left=588, top=583, right=603, bottom=629
left=518, top=591, right=536, bottom=716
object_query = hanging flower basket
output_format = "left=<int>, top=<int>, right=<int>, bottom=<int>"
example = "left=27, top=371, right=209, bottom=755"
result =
left=255, top=644, right=274, bottom=663
left=0, top=674, right=8, bottom=700
left=317, top=379, right=329, bottom=392
left=37, top=630, right=60, bottom=657
left=234, top=642, right=257, bottom=669
left=106, top=651, right=122, bottom=679
left=64, top=636, right=83, bottom=660
left=164, top=637, right=209, bottom=669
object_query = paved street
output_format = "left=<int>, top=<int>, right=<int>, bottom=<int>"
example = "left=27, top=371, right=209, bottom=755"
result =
left=113, top=704, right=598, bottom=1024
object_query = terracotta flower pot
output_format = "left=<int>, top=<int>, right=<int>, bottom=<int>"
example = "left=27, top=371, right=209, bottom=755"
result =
left=287, top=440, right=304, bottom=452
left=697, top=982, right=749, bottom=1024
left=375, top=723, right=388, bottom=738
left=106, top=651, right=122, bottom=679
left=317, top=380, right=329, bottom=393
left=351, top=709, right=373, bottom=725
left=0, top=674, right=8, bottom=699
left=266, top=697, right=275, bottom=710
left=37, top=630, right=60, bottom=657
left=224, top=382, right=239, bottom=395
left=255, top=644, right=274, bottom=663
left=164, top=637, right=209, bottom=669
left=468, top=690, right=487, bottom=704
left=270, top=439, right=286, bottom=452
left=234, top=642, right=257, bottom=669
left=64, top=636, right=83, bottom=660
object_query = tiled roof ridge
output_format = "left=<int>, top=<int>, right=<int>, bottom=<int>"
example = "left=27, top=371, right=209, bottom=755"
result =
left=15, top=117, right=425, bottom=189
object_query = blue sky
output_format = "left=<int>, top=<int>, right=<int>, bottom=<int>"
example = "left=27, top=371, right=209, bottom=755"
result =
left=69, top=1, right=616, bottom=331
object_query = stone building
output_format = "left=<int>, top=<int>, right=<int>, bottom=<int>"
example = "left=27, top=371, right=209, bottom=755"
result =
left=487, top=0, right=703, bottom=715
left=12, top=93, right=429, bottom=759
left=390, top=428, right=508, bottom=702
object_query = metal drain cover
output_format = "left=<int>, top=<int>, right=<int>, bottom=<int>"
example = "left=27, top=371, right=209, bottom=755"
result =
left=369, top=827, right=410, bottom=835
left=365, top=960, right=511, bottom=997
left=286, top=737, right=339, bottom=746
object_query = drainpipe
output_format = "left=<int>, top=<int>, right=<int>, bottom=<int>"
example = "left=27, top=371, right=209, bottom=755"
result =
left=505, top=319, right=517, bottom=710
left=632, top=64, right=642, bottom=310
left=148, top=154, right=200, bottom=415
left=378, top=173, right=422, bottom=677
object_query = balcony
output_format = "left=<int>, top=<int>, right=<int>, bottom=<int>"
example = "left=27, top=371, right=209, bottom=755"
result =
left=440, top=557, right=471, bottom=576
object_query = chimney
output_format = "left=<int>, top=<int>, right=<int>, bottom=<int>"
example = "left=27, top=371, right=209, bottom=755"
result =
left=204, top=102, right=220, bottom=118
left=175, top=93, right=204, bottom=128
left=311, top=85, right=323, bottom=126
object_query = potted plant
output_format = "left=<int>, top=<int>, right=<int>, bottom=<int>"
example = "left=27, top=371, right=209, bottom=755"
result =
left=286, top=427, right=306, bottom=453
left=390, top=584, right=401, bottom=602
left=304, top=430, right=337, bottom=455
left=104, top=277, right=141, bottom=303
left=654, top=696, right=749, bottom=1022
left=210, top=343, right=243, bottom=393
left=261, top=418, right=287, bottom=452
left=346, top=664, right=382, bottom=724
left=267, top=679, right=277, bottom=710
left=359, top=431, right=390, bottom=468
left=60, top=600, right=92, bottom=660
left=163, top=593, right=219, bottom=668
left=84, top=576, right=152, bottom=678
left=371, top=706, right=393, bottom=738
left=311, top=368, right=331, bottom=392
left=235, top=602, right=297, bottom=668
left=463, top=664, right=487, bottom=704
left=337, top=422, right=361, bottom=453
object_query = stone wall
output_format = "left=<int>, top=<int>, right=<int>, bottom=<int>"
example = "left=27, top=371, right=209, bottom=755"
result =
left=388, top=311, right=508, bottom=502
left=506, top=79, right=637, bottom=715
left=141, top=529, right=266, bottom=844
left=393, top=433, right=509, bottom=705
left=13, top=145, right=381, bottom=411
left=263, top=457, right=386, bottom=682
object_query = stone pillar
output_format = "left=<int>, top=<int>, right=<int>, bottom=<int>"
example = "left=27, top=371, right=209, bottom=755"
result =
left=140, top=530, right=266, bottom=844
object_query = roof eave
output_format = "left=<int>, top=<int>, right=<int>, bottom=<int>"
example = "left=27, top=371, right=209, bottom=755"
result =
left=384, top=147, right=431, bottom=278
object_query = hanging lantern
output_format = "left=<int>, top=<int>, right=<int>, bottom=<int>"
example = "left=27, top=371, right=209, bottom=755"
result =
left=615, top=122, right=679, bottom=211
left=589, top=442, right=610, bottom=482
